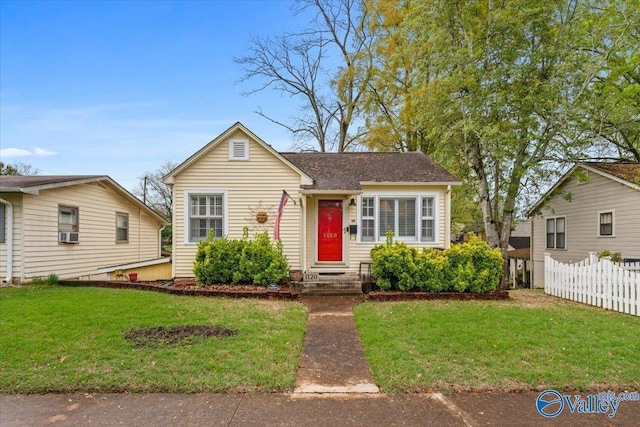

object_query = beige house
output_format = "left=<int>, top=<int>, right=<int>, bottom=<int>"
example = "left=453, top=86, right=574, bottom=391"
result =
left=0, top=175, right=168, bottom=284
left=164, top=122, right=460, bottom=282
left=529, top=162, right=640, bottom=288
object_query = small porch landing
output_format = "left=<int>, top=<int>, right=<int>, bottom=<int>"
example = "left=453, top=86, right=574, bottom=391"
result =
left=299, top=272, right=363, bottom=295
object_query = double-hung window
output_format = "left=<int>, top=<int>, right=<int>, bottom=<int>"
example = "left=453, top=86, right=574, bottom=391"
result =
left=546, top=217, right=566, bottom=249
left=421, top=197, right=435, bottom=242
left=598, top=211, right=614, bottom=236
left=116, top=212, right=129, bottom=243
left=59, top=206, right=79, bottom=233
left=187, top=193, right=226, bottom=242
left=360, top=195, right=437, bottom=243
left=361, top=197, right=375, bottom=241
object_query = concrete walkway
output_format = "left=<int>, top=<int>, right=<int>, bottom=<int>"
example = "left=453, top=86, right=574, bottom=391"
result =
left=294, top=295, right=378, bottom=394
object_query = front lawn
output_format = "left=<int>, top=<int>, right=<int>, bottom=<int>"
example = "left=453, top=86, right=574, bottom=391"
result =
left=0, top=285, right=307, bottom=394
left=354, top=289, right=640, bottom=393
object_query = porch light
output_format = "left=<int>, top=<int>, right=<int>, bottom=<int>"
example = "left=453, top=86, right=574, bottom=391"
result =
left=349, top=198, right=356, bottom=206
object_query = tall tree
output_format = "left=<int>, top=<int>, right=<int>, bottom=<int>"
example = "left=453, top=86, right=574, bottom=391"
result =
left=364, top=0, right=636, bottom=288
left=360, top=0, right=433, bottom=153
left=132, top=161, right=176, bottom=221
left=576, top=1, right=640, bottom=161
left=132, top=161, right=176, bottom=248
left=235, top=0, right=372, bottom=151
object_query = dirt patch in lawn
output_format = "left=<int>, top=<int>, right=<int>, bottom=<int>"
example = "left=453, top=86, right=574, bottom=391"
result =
left=124, top=325, right=238, bottom=348
left=507, top=289, right=576, bottom=309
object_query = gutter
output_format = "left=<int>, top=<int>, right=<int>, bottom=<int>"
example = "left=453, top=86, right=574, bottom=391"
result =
left=0, top=197, right=13, bottom=284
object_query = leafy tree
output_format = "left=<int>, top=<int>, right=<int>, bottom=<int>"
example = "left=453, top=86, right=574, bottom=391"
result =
left=235, top=0, right=372, bottom=151
left=0, top=162, right=40, bottom=176
left=575, top=1, right=640, bottom=161
left=363, top=0, right=637, bottom=288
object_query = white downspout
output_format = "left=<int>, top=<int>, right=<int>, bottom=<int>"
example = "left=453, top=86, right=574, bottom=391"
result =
left=0, top=198, right=13, bottom=284
left=445, top=185, right=452, bottom=249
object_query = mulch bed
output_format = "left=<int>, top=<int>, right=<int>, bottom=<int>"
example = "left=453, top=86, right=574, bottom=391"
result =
left=124, top=325, right=237, bottom=348
left=366, top=290, right=510, bottom=301
left=59, top=280, right=508, bottom=301
left=58, top=280, right=298, bottom=300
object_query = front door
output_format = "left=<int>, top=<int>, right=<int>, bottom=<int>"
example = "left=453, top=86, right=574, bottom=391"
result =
left=317, top=200, right=343, bottom=262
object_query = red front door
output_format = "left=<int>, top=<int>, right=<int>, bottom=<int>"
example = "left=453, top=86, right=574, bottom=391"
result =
left=317, top=200, right=343, bottom=262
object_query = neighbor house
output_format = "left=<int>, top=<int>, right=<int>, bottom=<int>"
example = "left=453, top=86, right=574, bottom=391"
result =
left=163, top=122, right=460, bottom=282
left=0, top=175, right=168, bottom=284
left=507, top=221, right=531, bottom=288
left=528, top=162, right=640, bottom=287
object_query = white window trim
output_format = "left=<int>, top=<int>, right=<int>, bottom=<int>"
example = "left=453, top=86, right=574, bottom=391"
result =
left=183, top=190, right=229, bottom=244
left=545, top=216, right=567, bottom=250
left=228, top=138, right=249, bottom=160
left=115, top=212, right=129, bottom=243
left=356, top=192, right=439, bottom=244
left=597, top=210, right=615, bottom=238
left=58, top=205, right=79, bottom=233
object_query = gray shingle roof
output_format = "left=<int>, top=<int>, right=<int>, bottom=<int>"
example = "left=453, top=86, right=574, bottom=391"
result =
left=280, top=152, right=459, bottom=191
left=585, top=162, right=640, bottom=186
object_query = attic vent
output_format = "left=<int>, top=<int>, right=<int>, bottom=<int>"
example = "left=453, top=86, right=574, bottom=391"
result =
left=229, top=139, right=249, bottom=160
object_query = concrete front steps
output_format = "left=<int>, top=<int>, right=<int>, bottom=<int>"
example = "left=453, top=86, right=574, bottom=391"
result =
left=300, top=273, right=363, bottom=295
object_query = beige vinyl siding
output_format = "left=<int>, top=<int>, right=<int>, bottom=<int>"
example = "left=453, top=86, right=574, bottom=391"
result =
left=303, top=185, right=451, bottom=273
left=20, top=182, right=162, bottom=282
left=171, top=129, right=303, bottom=278
left=0, top=193, right=24, bottom=282
left=531, top=171, right=640, bottom=287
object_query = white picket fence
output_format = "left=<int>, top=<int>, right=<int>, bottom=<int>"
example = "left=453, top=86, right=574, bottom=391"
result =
left=545, top=252, right=640, bottom=316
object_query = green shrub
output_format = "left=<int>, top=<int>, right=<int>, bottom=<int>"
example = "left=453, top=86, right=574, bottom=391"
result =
left=371, top=240, right=418, bottom=291
left=414, top=249, right=449, bottom=292
left=370, top=234, right=503, bottom=293
left=597, top=249, right=623, bottom=263
left=30, top=274, right=60, bottom=286
left=193, top=228, right=289, bottom=286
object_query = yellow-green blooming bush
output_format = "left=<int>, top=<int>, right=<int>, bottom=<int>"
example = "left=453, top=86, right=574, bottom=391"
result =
left=371, top=234, right=503, bottom=292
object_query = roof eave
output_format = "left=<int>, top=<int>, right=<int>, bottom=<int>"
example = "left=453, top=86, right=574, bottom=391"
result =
left=0, top=187, right=39, bottom=194
left=300, top=189, right=364, bottom=195
left=526, top=165, right=579, bottom=217
left=360, top=181, right=462, bottom=186
left=583, top=163, right=640, bottom=191
left=527, top=163, right=640, bottom=217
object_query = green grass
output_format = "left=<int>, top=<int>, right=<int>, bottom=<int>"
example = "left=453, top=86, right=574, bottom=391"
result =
left=354, top=290, right=640, bottom=394
left=0, top=285, right=307, bottom=394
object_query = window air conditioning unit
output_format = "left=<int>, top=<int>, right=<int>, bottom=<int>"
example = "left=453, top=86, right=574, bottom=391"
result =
left=59, top=232, right=79, bottom=244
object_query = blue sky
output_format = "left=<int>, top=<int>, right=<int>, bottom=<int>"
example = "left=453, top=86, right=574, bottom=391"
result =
left=1, top=0, right=306, bottom=191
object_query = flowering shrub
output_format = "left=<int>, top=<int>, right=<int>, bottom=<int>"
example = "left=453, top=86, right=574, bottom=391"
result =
left=193, top=228, right=289, bottom=286
left=371, top=234, right=503, bottom=292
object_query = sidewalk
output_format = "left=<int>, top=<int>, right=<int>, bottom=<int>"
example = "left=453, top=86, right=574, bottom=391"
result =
left=1, top=296, right=638, bottom=426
